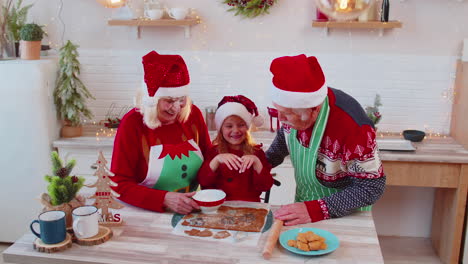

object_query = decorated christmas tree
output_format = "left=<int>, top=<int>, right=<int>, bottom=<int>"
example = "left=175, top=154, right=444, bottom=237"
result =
left=87, top=151, right=124, bottom=225
left=54, top=40, right=94, bottom=127
left=41, top=151, right=85, bottom=228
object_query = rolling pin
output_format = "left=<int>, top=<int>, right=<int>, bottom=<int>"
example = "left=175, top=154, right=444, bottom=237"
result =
left=262, top=219, right=284, bottom=260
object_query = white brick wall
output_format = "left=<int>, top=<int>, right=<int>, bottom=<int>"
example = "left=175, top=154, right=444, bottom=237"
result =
left=80, top=49, right=456, bottom=134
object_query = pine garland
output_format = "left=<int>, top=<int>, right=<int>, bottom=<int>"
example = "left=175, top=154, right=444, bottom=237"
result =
left=223, top=0, right=278, bottom=18
left=44, top=151, right=85, bottom=206
left=54, top=40, right=94, bottom=127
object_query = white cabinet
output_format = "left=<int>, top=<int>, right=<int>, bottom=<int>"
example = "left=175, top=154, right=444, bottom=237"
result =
left=0, top=59, right=59, bottom=242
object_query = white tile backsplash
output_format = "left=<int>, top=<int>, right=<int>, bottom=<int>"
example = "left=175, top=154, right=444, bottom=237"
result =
left=79, top=49, right=456, bottom=134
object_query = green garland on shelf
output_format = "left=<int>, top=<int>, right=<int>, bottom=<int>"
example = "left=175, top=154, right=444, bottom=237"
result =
left=223, top=0, right=278, bottom=18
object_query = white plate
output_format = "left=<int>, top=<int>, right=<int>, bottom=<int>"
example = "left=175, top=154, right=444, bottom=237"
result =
left=377, top=139, right=415, bottom=151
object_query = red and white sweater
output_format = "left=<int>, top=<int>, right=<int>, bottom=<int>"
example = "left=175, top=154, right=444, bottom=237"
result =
left=266, top=88, right=386, bottom=222
left=110, top=105, right=211, bottom=212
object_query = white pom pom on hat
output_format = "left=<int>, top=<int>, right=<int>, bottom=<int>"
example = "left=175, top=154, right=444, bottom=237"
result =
left=215, top=95, right=264, bottom=131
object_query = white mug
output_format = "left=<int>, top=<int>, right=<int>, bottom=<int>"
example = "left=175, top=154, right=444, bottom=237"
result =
left=72, top=205, right=99, bottom=239
left=168, top=7, right=188, bottom=20
left=145, top=9, right=164, bottom=20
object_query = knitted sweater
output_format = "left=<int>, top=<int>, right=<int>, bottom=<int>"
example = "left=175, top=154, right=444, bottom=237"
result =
left=198, top=146, right=273, bottom=202
left=110, top=105, right=211, bottom=212
left=266, top=88, right=386, bottom=222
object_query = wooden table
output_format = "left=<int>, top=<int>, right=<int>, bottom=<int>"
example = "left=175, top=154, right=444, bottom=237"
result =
left=379, top=136, right=468, bottom=264
left=3, top=203, right=384, bottom=264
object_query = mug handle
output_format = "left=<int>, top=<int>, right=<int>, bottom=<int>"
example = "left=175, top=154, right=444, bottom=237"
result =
left=73, top=218, right=85, bottom=237
left=30, top=220, right=41, bottom=239
left=168, top=9, right=175, bottom=19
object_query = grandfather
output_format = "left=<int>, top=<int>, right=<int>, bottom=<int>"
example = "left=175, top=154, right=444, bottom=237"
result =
left=266, top=54, right=386, bottom=225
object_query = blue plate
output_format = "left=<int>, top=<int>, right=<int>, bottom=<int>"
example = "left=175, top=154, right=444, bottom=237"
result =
left=279, top=227, right=339, bottom=256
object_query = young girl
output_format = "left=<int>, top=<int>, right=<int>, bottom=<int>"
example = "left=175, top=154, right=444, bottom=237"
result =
left=197, top=95, right=273, bottom=202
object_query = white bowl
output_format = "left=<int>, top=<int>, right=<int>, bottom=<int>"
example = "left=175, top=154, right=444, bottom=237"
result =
left=192, top=189, right=226, bottom=214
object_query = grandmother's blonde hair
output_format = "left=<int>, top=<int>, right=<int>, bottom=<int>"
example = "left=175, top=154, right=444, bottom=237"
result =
left=135, top=89, right=192, bottom=129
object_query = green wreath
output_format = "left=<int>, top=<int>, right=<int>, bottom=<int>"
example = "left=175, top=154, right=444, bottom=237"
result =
left=223, top=0, right=278, bottom=18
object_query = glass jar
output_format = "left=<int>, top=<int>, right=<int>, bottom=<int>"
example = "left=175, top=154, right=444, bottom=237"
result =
left=0, top=28, right=16, bottom=60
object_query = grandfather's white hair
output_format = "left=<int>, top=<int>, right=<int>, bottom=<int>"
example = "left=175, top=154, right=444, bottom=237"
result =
left=134, top=89, right=192, bottom=129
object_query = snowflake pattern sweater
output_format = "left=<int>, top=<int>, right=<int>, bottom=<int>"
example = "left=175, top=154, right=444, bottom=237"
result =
left=266, top=88, right=386, bottom=222
left=110, top=105, right=211, bottom=212
left=197, top=146, right=273, bottom=202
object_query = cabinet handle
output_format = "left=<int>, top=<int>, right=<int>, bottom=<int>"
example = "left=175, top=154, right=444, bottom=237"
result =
left=90, top=165, right=97, bottom=170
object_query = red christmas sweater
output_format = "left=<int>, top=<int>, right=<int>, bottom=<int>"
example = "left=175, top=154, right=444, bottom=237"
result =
left=197, top=146, right=273, bottom=202
left=266, top=88, right=386, bottom=222
left=110, top=105, right=211, bottom=212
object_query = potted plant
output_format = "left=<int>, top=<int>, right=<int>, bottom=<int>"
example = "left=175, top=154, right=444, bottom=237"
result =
left=54, top=40, right=95, bottom=137
left=4, top=0, right=33, bottom=56
left=19, top=22, right=44, bottom=60
left=40, top=151, right=86, bottom=229
left=365, top=94, right=382, bottom=129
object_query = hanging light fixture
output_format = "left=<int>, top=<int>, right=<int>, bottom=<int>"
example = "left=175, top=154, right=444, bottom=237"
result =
left=96, top=0, right=127, bottom=8
left=96, top=0, right=134, bottom=20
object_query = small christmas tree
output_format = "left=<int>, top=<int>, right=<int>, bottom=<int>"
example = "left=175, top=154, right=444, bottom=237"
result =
left=53, top=40, right=94, bottom=127
left=365, top=94, right=382, bottom=126
left=87, top=151, right=124, bottom=225
left=44, top=151, right=85, bottom=206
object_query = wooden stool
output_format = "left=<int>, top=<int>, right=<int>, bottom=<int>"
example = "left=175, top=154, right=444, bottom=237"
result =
left=267, top=107, right=280, bottom=132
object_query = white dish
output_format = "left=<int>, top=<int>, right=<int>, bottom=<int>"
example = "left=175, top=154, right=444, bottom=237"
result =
left=377, top=139, right=416, bottom=151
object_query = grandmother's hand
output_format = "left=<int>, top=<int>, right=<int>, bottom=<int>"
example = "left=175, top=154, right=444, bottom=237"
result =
left=273, top=202, right=311, bottom=226
left=163, top=192, right=200, bottom=215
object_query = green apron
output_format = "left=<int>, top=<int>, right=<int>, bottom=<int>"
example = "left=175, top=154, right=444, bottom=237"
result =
left=141, top=124, right=203, bottom=193
left=286, top=97, right=371, bottom=211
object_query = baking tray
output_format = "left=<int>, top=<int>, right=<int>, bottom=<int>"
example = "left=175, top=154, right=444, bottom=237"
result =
left=377, top=139, right=416, bottom=152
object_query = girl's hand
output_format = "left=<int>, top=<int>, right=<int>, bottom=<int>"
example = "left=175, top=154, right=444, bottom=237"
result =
left=214, top=153, right=243, bottom=171
left=240, top=155, right=262, bottom=173
left=163, top=192, right=200, bottom=215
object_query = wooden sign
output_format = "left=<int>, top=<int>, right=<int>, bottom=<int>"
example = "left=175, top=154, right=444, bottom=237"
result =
left=87, top=151, right=124, bottom=226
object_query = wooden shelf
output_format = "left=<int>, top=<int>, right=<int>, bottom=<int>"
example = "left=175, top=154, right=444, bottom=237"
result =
left=378, top=236, right=443, bottom=264
left=312, top=20, right=402, bottom=36
left=108, top=18, right=201, bottom=38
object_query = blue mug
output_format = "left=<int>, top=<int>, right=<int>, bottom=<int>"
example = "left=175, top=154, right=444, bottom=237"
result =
left=30, top=210, right=66, bottom=244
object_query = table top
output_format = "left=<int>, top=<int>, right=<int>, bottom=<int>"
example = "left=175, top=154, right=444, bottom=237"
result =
left=3, top=202, right=383, bottom=264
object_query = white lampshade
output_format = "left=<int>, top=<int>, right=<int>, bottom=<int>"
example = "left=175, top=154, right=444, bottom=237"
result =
left=463, top=38, right=468, bottom=62
left=96, top=0, right=127, bottom=8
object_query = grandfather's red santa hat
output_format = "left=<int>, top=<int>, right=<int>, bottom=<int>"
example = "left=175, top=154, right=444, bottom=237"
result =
left=215, top=95, right=264, bottom=131
left=141, top=51, right=190, bottom=106
left=270, top=54, right=327, bottom=108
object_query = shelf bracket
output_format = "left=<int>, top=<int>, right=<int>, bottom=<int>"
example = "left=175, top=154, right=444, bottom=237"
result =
left=136, top=26, right=141, bottom=39
left=322, top=27, right=329, bottom=37
left=182, top=26, right=191, bottom=39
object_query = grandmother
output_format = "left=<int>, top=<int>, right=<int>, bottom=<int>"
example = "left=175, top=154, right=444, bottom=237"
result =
left=111, top=51, right=211, bottom=215
left=266, top=54, right=386, bottom=225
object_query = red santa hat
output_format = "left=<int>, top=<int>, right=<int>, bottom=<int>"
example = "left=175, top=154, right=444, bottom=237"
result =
left=141, top=51, right=190, bottom=106
left=215, top=95, right=264, bottom=131
left=270, top=54, right=327, bottom=108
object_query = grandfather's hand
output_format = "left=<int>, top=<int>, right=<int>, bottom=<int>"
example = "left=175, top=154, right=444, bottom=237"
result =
left=273, top=202, right=311, bottom=226
left=163, top=192, right=200, bottom=215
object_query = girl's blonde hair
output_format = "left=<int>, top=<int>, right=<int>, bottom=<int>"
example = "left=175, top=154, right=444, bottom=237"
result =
left=135, top=89, right=192, bottom=129
left=212, top=116, right=257, bottom=155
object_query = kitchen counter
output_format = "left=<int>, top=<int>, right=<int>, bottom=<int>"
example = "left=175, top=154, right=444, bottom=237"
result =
left=3, top=202, right=384, bottom=264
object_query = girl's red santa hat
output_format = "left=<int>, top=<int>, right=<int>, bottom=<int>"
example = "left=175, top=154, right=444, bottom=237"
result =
left=215, top=95, right=264, bottom=131
left=270, top=54, right=327, bottom=108
left=141, top=51, right=190, bottom=106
